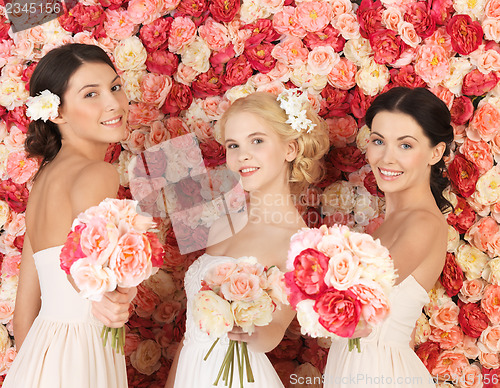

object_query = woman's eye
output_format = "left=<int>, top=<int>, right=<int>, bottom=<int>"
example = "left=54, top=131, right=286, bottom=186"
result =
left=84, top=91, right=97, bottom=98
left=372, top=138, right=383, bottom=145
left=226, top=144, right=238, bottom=150
left=112, top=84, right=122, bottom=92
left=401, top=143, right=412, bottom=150
left=252, top=138, right=263, bottom=144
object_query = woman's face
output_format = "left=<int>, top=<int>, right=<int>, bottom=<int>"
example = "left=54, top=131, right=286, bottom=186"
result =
left=366, top=111, right=443, bottom=195
left=223, top=111, right=296, bottom=194
left=56, top=62, right=129, bottom=146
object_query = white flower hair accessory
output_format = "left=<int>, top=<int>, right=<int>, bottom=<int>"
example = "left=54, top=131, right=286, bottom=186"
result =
left=277, top=88, right=316, bottom=133
left=26, top=90, right=60, bottom=122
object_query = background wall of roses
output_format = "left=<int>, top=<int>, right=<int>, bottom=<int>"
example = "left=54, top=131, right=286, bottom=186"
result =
left=0, top=0, right=498, bottom=386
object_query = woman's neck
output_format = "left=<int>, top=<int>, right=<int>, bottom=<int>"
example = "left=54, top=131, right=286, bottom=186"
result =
left=59, top=140, right=109, bottom=161
left=246, top=188, right=300, bottom=226
left=383, top=183, right=437, bottom=219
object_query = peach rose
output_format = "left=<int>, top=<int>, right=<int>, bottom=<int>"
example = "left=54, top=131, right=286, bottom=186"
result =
left=414, top=44, right=450, bottom=88
left=231, top=293, right=274, bottom=334
left=483, top=17, right=500, bottom=43
left=459, top=278, right=487, bottom=303
left=351, top=280, right=390, bottom=325
left=479, top=351, right=500, bottom=369
left=140, top=73, right=172, bottom=108
left=296, top=1, right=333, bottom=32
left=4, top=126, right=26, bottom=152
left=198, top=17, right=230, bottom=51
left=431, top=350, right=469, bottom=377
left=465, top=216, right=498, bottom=252
left=272, top=6, right=307, bottom=38
left=266, top=266, right=288, bottom=306
left=79, top=218, right=119, bottom=265
left=429, top=301, right=460, bottom=330
left=482, top=284, right=500, bottom=324
left=193, top=290, right=234, bottom=337
left=457, top=335, right=480, bottom=359
left=145, top=120, right=169, bottom=149
left=127, top=0, right=158, bottom=25
left=382, top=7, right=403, bottom=31
left=398, top=21, right=421, bottom=48
left=70, top=260, right=117, bottom=301
left=327, top=57, right=357, bottom=90
left=152, top=300, right=181, bottom=323
left=486, top=0, right=500, bottom=18
left=324, top=250, right=360, bottom=290
left=460, top=138, right=494, bottom=175
left=168, top=16, right=196, bottom=54
left=130, top=339, right=162, bottom=376
left=220, top=271, right=263, bottom=302
left=457, top=363, right=482, bottom=388
left=330, top=0, right=352, bottom=17
left=174, top=63, right=200, bottom=85
left=429, top=325, right=464, bottom=350
left=476, top=47, right=500, bottom=73
left=128, top=102, right=162, bottom=128
left=0, top=347, right=16, bottom=375
left=469, top=103, right=500, bottom=142
left=104, top=8, right=137, bottom=41
left=6, top=150, right=38, bottom=184
left=0, top=301, right=14, bottom=324
left=205, top=261, right=238, bottom=289
left=307, top=45, right=340, bottom=76
left=334, top=12, right=361, bottom=40
left=478, top=324, right=500, bottom=353
left=114, top=36, right=147, bottom=72
left=271, top=37, right=309, bottom=68
left=109, top=231, right=153, bottom=288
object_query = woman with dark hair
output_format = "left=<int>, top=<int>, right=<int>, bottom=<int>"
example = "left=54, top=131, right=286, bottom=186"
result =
left=3, top=43, right=135, bottom=388
left=324, top=87, right=453, bottom=387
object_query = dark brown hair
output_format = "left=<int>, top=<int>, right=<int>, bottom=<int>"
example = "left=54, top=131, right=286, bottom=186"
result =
left=25, top=43, right=116, bottom=171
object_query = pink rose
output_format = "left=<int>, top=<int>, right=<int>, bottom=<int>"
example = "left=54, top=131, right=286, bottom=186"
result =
left=326, top=115, right=357, bottom=147
left=146, top=50, right=179, bottom=76
left=134, top=284, right=161, bottom=318
left=334, top=13, right=360, bottom=40
left=303, top=25, right=345, bottom=52
left=220, top=272, right=263, bottom=302
left=128, top=102, right=162, bottom=127
left=459, top=279, right=487, bottom=304
left=271, top=37, right=309, bottom=68
left=465, top=216, right=498, bottom=252
left=429, top=325, right=464, bottom=350
left=0, top=301, right=14, bottom=324
left=414, top=44, right=450, bottom=87
left=357, top=0, right=384, bottom=39
left=468, top=103, right=500, bottom=142
left=350, top=280, right=390, bottom=325
left=461, top=137, right=494, bottom=175
left=459, top=302, right=489, bottom=338
left=462, top=70, right=499, bottom=97
left=139, top=17, right=171, bottom=52
left=450, top=96, right=474, bottom=125
left=205, top=261, right=238, bottom=288
left=296, top=1, right=333, bottom=32
left=272, top=6, right=307, bottom=38
left=70, top=260, right=117, bottom=301
left=198, top=18, right=229, bottom=51
left=222, top=55, right=253, bottom=86
left=327, top=57, right=357, bottom=90
left=482, top=285, right=500, bottom=325
left=140, top=73, right=172, bottom=108
left=127, top=0, right=158, bottom=25
left=168, top=16, right=196, bottom=53
left=307, top=45, right=340, bottom=76
left=6, top=151, right=39, bottom=184
left=429, top=301, right=459, bottom=330
left=479, top=325, right=500, bottom=353
left=209, top=0, right=240, bottom=23
left=1, top=254, right=21, bottom=277
left=79, top=217, right=119, bottom=265
left=404, top=2, right=436, bottom=38
left=369, top=28, right=405, bottom=65
left=109, top=230, right=153, bottom=287
left=390, top=65, right=426, bottom=88
left=431, top=350, right=469, bottom=377
left=60, top=224, right=86, bottom=274
left=104, top=8, right=137, bottom=41
left=145, top=120, right=169, bottom=148
left=287, top=228, right=325, bottom=270
left=314, top=288, right=361, bottom=337
left=176, top=0, right=207, bottom=17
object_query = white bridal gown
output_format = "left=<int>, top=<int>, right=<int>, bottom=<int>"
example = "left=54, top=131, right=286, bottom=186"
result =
left=3, top=245, right=127, bottom=388
left=324, top=274, right=436, bottom=388
left=174, top=253, right=284, bottom=388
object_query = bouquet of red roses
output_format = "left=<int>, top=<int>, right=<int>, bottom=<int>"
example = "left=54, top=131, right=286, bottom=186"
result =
left=59, top=198, right=164, bottom=353
left=285, top=224, right=397, bottom=351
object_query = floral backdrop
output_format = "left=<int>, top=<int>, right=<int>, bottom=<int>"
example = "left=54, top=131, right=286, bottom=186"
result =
left=0, top=0, right=498, bottom=386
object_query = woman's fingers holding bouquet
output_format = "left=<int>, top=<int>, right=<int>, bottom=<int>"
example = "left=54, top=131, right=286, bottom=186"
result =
left=91, top=286, right=137, bottom=328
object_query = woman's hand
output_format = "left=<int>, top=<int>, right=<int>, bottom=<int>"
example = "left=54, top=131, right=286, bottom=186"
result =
left=350, top=321, right=372, bottom=338
left=91, top=286, right=137, bottom=328
left=227, top=326, right=257, bottom=345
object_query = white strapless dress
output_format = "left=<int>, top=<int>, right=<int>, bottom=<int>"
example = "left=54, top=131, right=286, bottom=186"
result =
left=324, top=275, right=436, bottom=388
left=3, top=245, right=127, bottom=388
left=174, top=253, right=284, bottom=388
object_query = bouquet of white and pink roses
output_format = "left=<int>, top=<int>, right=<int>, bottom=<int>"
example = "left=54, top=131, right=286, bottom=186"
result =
left=192, top=257, right=287, bottom=388
left=59, top=198, right=164, bottom=353
left=285, top=224, right=397, bottom=352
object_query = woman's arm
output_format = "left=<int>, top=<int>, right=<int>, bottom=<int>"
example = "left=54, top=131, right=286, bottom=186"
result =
left=13, top=235, right=40, bottom=350
left=164, top=338, right=184, bottom=388
left=228, top=303, right=296, bottom=353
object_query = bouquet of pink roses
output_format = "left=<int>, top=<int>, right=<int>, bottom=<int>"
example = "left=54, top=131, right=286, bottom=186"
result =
left=59, top=198, right=164, bottom=353
left=192, top=257, right=287, bottom=388
left=285, top=224, right=397, bottom=352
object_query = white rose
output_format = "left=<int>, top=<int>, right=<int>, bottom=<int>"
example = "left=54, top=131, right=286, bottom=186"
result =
left=456, top=242, right=490, bottom=280
left=0, top=77, right=28, bottom=110
left=0, top=324, right=10, bottom=352
left=224, top=83, right=256, bottom=103
left=26, top=89, right=60, bottom=122
left=240, top=0, right=271, bottom=23
left=296, top=299, right=332, bottom=338
left=482, top=257, right=500, bottom=286
left=144, top=270, right=176, bottom=299
left=114, top=36, right=147, bottom=71
left=414, top=313, right=431, bottom=346
left=70, top=260, right=117, bottom=302
left=321, top=181, right=356, bottom=215
left=355, top=59, right=390, bottom=96
left=180, top=37, right=211, bottom=74
left=343, top=37, right=373, bottom=67
left=121, top=70, right=146, bottom=102
left=447, top=226, right=460, bottom=253
left=453, top=0, right=487, bottom=20
left=231, top=293, right=274, bottom=334
left=290, top=65, right=328, bottom=91
left=130, top=339, right=162, bottom=375
left=356, top=124, right=371, bottom=153
left=0, top=201, right=10, bottom=230
left=353, top=188, right=379, bottom=226
left=192, top=290, right=233, bottom=338
left=472, top=166, right=500, bottom=206
left=443, top=57, right=473, bottom=96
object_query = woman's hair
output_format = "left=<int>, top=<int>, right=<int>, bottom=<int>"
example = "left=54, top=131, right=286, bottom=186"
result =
left=365, top=87, right=454, bottom=212
left=25, top=43, right=116, bottom=170
left=217, top=91, right=330, bottom=193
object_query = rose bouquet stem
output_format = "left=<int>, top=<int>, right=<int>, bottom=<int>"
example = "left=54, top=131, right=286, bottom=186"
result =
left=241, top=342, right=254, bottom=382
left=101, top=326, right=125, bottom=354
left=235, top=341, right=243, bottom=388
left=214, top=340, right=236, bottom=386
left=348, top=338, right=361, bottom=353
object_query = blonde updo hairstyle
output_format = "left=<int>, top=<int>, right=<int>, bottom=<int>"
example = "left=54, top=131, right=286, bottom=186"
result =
left=217, top=92, right=330, bottom=193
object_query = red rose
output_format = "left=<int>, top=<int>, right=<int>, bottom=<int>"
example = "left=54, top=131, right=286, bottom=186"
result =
left=447, top=196, right=476, bottom=233
left=404, top=2, right=436, bottom=38
left=303, top=25, right=345, bottom=52
left=145, top=231, right=165, bottom=268
left=242, top=19, right=280, bottom=44
left=176, top=0, right=208, bottom=17
left=58, top=11, right=82, bottom=34
left=210, top=44, right=236, bottom=68
left=440, top=253, right=464, bottom=297
left=448, top=154, right=479, bottom=198
left=146, top=50, right=179, bottom=76
left=73, top=4, right=105, bottom=29
left=192, top=68, right=225, bottom=98
left=357, top=0, right=384, bottom=39
left=133, top=149, right=168, bottom=178
left=268, top=337, right=302, bottom=360
left=174, top=177, right=204, bottom=209
left=316, top=159, right=341, bottom=189
left=104, top=143, right=121, bottom=164
left=291, top=248, right=329, bottom=297
left=329, top=146, right=367, bottom=173
left=390, top=65, right=427, bottom=89
left=244, top=42, right=276, bottom=74
left=446, top=14, right=483, bottom=55
left=369, top=28, right=405, bottom=65
left=416, top=341, right=441, bottom=373
left=0, top=16, right=10, bottom=41
left=209, top=0, right=240, bottom=23
left=222, top=55, right=253, bottom=87
left=314, top=288, right=361, bottom=337
left=482, top=367, right=500, bottom=388
left=450, top=95, right=474, bottom=125
left=161, top=82, right=193, bottom=116
left=462, top=69, right=499, bottom=97
left=364, top=171, right=384, bottom=197
left=21, top=62, right=37, bottom=90
left=302, top=207, right=322, bottom=228
left=60, top=224, right=86, bottom=274
left=0, top=179, right=29, bottom=213
left=98, top=0, right=125, bottom=10
left=4, top=106, right=29, bottom=133
left=319, top=85, right=351, bottom=118
left=139, top=17, right=171, bottom=52
left=199, top=139, right=226, bottom=167
left=350, top=87, right=376, bottom=119
left=458, top=302, right=489, bottom=338
left=117, top=185, right=132, bottom=200
left=14, top=234, right=24, bottom=251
